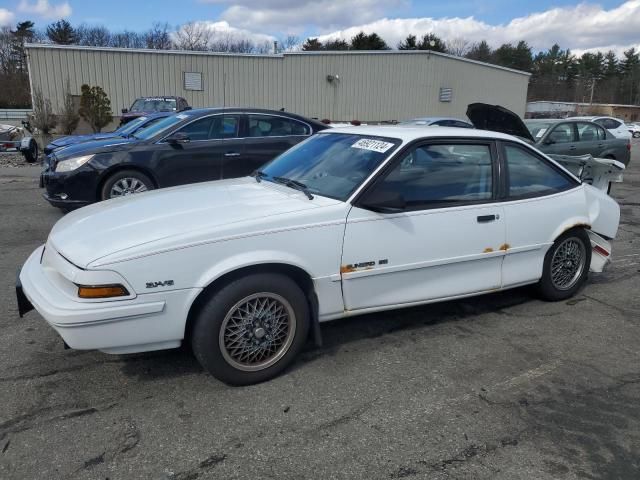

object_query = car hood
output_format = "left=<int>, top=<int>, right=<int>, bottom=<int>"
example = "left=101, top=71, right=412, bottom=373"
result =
left=466, top=103, right=534, bottom=142
left=48, top=133, right=121, bottom=149
left=53, top=137, right=138, bottom=160
left=48, top=177, right=343, bottom=268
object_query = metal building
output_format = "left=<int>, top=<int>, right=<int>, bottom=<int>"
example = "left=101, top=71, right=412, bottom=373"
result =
left=26, top=44, right=530, bottom=123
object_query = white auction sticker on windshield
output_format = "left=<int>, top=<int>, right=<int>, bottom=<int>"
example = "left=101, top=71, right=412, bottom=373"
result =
left=351, top=138, right=394, bottom=153
left=535, top=128, right=547, bottom=138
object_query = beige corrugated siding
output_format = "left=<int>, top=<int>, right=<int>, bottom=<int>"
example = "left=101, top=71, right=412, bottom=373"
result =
left=26, top=45, right=529, bottom=122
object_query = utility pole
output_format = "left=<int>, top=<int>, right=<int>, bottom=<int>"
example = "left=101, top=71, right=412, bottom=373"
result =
left=590, top=77, right=596, bottom=105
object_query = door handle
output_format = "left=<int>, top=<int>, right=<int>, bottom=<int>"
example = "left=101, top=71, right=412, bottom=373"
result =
left=224, top=152, right=240, bottom=157
left=477, top=214, right=498, bottom=223
left=568, top=146, right=576, bottom=150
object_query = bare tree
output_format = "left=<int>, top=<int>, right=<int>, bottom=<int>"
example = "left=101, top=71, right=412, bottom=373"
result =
left=76, top=25, right=111, bottom=46
left=174, top=22, right=212, bottom=51
left=446, top=37, right=470, bottom=57
left=144, top=22, right=172, bottom=50
left=110, top=31, right=144, bottom=48
left=31, top=88, right=57, bottom=134
left=280, top=35, right=300, bottom=52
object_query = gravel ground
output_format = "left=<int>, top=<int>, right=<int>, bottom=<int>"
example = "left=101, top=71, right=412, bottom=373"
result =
left=0, top=152, right=33, bottom=168
left=1, top=145, right=639, bottom=479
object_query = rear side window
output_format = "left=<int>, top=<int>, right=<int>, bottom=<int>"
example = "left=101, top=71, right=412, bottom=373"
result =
left=371, top=143, right=493, bottom=209
left=548, top=123, right=575, bottom=143
left=577, top=122, right=603, bottom=141
left=596, top=118, right=621, bottom=129
left=504, top=144, right=575, bottom=198
left=248, top=114, right=310, bottom=137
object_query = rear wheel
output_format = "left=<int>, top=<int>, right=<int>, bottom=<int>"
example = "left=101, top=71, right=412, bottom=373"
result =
left=100, top=170, right=154, bottom=200
left=191, top=273, right=310, bottom=385
left=22, top=139, right=38, bottom=163
left=538, top=228, right=591, bottom=301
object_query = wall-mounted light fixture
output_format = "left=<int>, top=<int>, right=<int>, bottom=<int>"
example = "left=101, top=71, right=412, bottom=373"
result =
left=326, top=74, right=340, bottom=83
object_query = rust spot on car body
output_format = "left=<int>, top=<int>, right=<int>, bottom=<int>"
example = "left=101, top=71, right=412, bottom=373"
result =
left=499, top=244, right=510, bottom=251
left=483, top=247, right=494, bottom=253
left=340, top=265, right=356, bottom=274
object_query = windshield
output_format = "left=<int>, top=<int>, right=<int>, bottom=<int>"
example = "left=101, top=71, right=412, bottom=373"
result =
left=525, top=122, right=554, bottom=140
left=114, top=116, right=148, bottom=134
left=132, top=114, right=191, bottom=140
left=261, top=133, right=401, bottom=201
left=130, top=98, right=177, bottom=113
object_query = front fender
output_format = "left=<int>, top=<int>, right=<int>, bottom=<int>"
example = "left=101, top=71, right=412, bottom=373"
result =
left=195, top=250, right=315, bottom=289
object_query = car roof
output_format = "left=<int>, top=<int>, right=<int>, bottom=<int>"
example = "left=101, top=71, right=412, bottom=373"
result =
left=403, top=117, right=472, bottom=123
left=319, top=125, right=528, bottom=143
left=180, top=107, right=327, bottom=127
left=567, top=115, right=622, bottom=121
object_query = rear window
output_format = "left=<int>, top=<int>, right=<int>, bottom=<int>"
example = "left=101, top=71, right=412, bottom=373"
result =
left=130, top=98, right=177, bottom=113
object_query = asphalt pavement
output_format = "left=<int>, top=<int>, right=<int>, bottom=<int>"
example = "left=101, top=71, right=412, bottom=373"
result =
left=0, top=146, right=639, bottom=479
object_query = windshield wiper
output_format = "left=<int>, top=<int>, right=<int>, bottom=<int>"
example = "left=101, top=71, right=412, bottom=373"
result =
left=252, top=170, right=268, bottom=183
left=272, top=176, right=314, bottom=200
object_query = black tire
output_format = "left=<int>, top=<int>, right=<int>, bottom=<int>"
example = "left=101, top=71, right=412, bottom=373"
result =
left=100, top=169, right=154, bottom=200
left=191, top=273, right=310, bottom=386
left=22, top=139, right=38, bottom=163
left=538, top=228, right=591, bottom=301
left=633, top=132, right=640, bottom=138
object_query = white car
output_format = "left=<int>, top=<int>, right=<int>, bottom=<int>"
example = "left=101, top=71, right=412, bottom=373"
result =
left=17, top=127, right=621, bottom=385
left=626, top=123, right=640, bottom=138
left=567, top=116, right=632, bottom=139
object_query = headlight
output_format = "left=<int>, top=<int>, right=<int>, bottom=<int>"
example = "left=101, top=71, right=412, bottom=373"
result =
left=77, top=284, right=129, bottom=299
left=55, top=154, right=94, bottom=172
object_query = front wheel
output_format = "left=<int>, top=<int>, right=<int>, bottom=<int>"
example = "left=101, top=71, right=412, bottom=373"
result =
left=100, top=170, right=154, bottom=200
left=633, top=131, right=640, bottom=138
left=191, top=273, right=310, bottom=385
left=538, top=228, right=591, bottom=301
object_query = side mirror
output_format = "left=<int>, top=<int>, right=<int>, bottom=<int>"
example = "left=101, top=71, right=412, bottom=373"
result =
left=121, top=108, right=128, bottom=114
left=359, top=188, right=406, bottom=213
left=165, top=132, right=190, bottom=144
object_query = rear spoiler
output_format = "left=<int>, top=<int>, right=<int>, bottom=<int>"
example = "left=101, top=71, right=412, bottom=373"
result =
left=548, top=154, right=625, bottom=192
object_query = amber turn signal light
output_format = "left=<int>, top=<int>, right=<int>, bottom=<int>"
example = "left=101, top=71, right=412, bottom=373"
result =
left=77, top=284, right=129, bottom=299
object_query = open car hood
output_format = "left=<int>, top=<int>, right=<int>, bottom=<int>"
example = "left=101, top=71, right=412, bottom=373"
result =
left=466, top=103, right=534, bottom=142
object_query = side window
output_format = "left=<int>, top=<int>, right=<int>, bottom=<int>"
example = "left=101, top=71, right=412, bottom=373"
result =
left=177, top=117, right=214, bottom=141
left=504, top=144, right=574, bottom=198
left=577, top=122, right=599, bottom=141
left=596, top=125, right=607, bottom=140
left=372, top=143, right=493, bottom=209
left=548, top=123, right=575, bottom=143
left=452, top=121, right=473, bottom=129
left=209, top=115, right=240, bottom=139
left=248, top=114, right=310, bottom=137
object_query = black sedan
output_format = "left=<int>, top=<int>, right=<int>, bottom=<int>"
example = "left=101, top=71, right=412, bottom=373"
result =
left=41, top=108, right=328, bottom=209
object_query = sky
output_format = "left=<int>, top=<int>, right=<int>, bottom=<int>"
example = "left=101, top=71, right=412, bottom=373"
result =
left=0, top=0, right=639, bottom=55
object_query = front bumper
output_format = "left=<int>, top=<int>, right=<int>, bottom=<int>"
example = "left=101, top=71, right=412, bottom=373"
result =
left=18, top=246, right=201, bottom=354
left=40, top=166, right=98, bottom=208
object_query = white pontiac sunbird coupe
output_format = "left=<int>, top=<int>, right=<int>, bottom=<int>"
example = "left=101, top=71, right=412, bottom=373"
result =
left=17, top=126, right=621, bottom=385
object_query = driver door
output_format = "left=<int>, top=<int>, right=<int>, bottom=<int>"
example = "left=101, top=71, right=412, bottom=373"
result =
left=341, top=141, right=505, bottom=311
left=153, top=114, right=241, bottom=187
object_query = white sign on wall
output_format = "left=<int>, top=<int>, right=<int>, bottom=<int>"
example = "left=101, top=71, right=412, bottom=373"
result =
left=184, top=72, right=203, bottom=91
